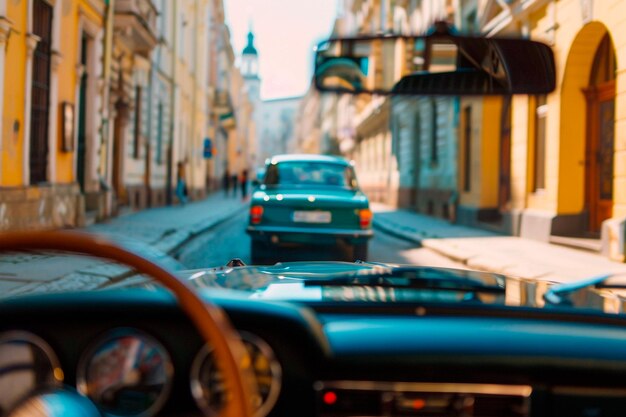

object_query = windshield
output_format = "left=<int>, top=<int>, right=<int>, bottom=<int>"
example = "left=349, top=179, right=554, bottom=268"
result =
left=264, top=161, right=358, bottom=189
left=1, top=0, right=626, bottom=314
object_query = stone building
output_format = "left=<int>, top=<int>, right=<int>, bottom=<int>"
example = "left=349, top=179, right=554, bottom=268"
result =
left=106, top=0, right=159, bottom=213
left=0, top=0, right=250, bottom=231
left=455, top=0, right=626, bottom=261
left=332, top=0, right=458, bottom=216
left=0, top=0, right=107, bottom=230
left=294, top=82, right=322, bottom=154
left=257, top=96, right=302, bottom=161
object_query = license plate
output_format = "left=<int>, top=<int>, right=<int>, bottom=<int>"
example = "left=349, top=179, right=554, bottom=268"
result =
left=292, top=211, right=332, bottom=224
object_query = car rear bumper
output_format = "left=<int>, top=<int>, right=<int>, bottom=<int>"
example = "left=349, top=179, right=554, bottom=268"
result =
left=247, top=225, right=373, bottom=245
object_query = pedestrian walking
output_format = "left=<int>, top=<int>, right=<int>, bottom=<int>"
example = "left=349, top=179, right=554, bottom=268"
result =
left=222, top=170, right=230, bottom=196
left=176, top=161, right=188, bottom=206
left=231, top=173, right=238, bottom=196
left=241, top=169, right=249, bottom=200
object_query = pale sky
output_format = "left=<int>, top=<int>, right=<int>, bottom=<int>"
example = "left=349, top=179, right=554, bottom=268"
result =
left=224, top=0, right=338, bottom=100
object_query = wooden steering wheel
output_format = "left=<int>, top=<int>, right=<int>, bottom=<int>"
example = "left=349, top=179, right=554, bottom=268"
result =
left=0, top=231, right=257, bottom=417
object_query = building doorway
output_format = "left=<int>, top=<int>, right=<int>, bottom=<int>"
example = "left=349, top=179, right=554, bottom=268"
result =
left=29, top=0, right=53, bottom=184
left=498, top=96, right=512, bottom=212
left=77, top=33, right=91, bottom=192
left=584, top=34, right=616, bottom=234
left=112, top=99, right=129, bottom=209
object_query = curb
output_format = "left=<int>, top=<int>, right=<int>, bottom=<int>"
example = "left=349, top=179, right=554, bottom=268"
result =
left=166, top=204, right=248, bottom=256
left=373, top=218, right=487, bottom=270
left=372, top=219, right=424, bottom=247
left=374, top=217, right=561, bottom=280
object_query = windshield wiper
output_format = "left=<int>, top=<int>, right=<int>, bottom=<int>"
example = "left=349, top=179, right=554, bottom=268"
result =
left=302, top=266, right=505, bottom=294
left=543, top=273, right=626, bottom=306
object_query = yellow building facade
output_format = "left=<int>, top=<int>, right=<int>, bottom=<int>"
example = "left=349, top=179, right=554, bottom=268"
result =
left=0, top=0, right=105, bottom=230
left=0, top=0, right=252, bottom=230
left=459, top=0, right=626, bottom=260
left=156, top=0, right=245, bottom=203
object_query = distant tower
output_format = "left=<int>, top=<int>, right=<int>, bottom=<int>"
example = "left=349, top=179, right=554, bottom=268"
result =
left=241, top=25, right=263, bottom=168
left=241, top=28, right=261, bottom=103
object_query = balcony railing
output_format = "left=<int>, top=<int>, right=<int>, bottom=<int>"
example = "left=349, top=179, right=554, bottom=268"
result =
left=214, top=90, right=233, bottom=115
left=114, top=0, right=158, bottom=55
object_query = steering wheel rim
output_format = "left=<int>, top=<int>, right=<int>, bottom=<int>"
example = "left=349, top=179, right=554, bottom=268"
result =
left=0, top=230, right=256, bottom=417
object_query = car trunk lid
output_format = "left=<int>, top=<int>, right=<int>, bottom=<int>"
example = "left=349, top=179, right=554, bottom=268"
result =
left=261, top=187, right=368, bottom=229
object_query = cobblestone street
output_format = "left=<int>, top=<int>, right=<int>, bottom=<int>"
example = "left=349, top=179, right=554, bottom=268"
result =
left=0, top=194, right=247, bottom=296
left=3, top=194, right=626, bottom=298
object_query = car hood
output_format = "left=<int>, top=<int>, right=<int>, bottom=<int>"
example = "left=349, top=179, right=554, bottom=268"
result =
left=180, top=261, right=626, bottom=314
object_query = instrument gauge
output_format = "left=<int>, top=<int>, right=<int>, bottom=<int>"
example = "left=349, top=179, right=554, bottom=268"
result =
left=0, top=331, right=63, bottom=413
left=77, top=328, right=173, bottom=417
left=190, top=331, right=282, bottom=417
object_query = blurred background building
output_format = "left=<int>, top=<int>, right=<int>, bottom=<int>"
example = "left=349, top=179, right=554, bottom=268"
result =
left=240, top=29, right=301, bottom=168
left=304, top=0, right=626, bottom=262
left=456, top=0, right=626, bottom=262
left=294, top=83, right=322, bottom=154
left=316, top=0, right=459, bottom=215
left=256, top=96, right=301, bottom=162
left=0, top=0, right=256, bottom=231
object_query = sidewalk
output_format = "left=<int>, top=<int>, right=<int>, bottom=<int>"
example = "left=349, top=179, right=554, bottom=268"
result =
left=88, top=192, right=247, bottom=256
left=372, top=203, right=626, bottom=283
left=2, top=193, right=247, bottom=296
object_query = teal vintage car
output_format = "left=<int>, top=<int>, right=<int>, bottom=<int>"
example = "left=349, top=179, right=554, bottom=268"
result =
left=246, top=154, right=373, bottom=263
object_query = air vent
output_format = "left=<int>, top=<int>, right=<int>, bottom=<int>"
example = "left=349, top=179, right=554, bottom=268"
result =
left=315, top=381, right=531, bottom=417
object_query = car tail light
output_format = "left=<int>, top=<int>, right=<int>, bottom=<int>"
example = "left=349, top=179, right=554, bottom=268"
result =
left=250, top=205, right=264, bottom=224
left=359, top=209, right=373, bottom=228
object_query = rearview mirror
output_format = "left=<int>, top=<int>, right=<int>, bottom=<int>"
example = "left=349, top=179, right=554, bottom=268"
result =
left=314, top=31, right=556, bottom=96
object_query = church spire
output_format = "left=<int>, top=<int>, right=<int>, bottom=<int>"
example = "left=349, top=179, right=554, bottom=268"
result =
left=242, top=27, right=258, bottom=56
left=241, top=21, right=260, bottom=82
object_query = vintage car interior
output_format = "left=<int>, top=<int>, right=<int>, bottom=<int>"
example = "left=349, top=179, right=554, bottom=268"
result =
left=4, top=30, right=626, bottom=417
left=4, top=232, right=626, bottom=417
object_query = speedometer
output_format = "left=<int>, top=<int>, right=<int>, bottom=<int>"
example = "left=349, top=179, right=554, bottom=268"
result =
left=190, top=331, right=282, bottom=417
left=77, top=328, right=174, bottom=417
left=0, top=331, right=64, bottom=413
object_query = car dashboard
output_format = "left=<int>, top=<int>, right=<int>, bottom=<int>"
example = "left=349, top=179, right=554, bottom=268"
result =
left=2, top=288, right=626, bottom=417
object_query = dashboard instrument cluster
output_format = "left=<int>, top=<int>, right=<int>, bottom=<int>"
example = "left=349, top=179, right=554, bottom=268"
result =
left=0, top=328, right=282, bottom=417
left=5, top=290, right=626, bottom=417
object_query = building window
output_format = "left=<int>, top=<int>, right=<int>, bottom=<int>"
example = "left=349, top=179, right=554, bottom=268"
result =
left=30, top=0, right=53, bottom=184
left=533, top=95, right=548, bottom=191
left=156, top=103, right=164, bottom=164
left=179, top=14, right=186, bottom=59
left=430, top=99, right=438, bottom=163
left=77, top=33, right=90, bottom=191
left=133, top=86, right=143, bottom=159
left=463, top=106, right=472, bottom=192
left=157, top=0, right=165, bottom=35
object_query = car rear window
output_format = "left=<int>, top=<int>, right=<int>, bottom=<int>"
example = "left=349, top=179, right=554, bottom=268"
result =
left=264, top=161, right=358, bottom=189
